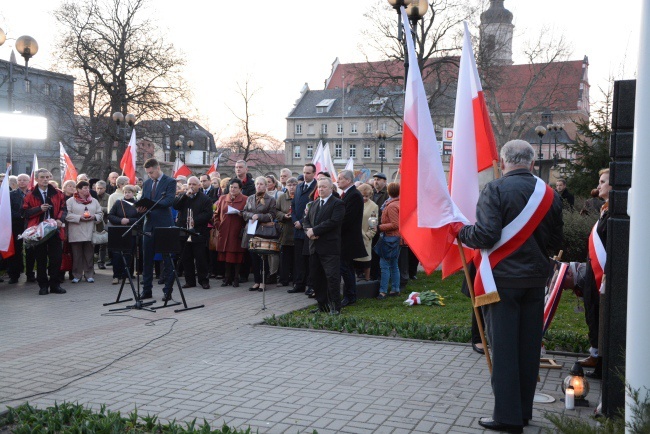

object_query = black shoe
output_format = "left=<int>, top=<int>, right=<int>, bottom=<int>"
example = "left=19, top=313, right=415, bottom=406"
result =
left=472, top=342, right=485, bottom=355
left=27, top=275, right=37, bottom=283
left=287, top=287, right=303, bottom=294
left=308, top=292, right=316, bottom=299
left=586, top=369, right=602, bottom=379
left=249, top=285, right=260, bottom=291
left=409, top=275, right=418, bottom=280
left=98, top=264, right=106, bottom=270
left=182, top=283, right=196, bottom=288
left=141, top=292, right=153, bottom=300
left=201, top=282, right=210, bottom=289
left=162, top=293, right=173, bottom=302
left=304, top=287, right=314, bottom=296
left=478, top=418, right=523, bottom=434
left=221, top=281, right=231, bottom=287
left=341, top=298, right=356, bottom=307
left=50, top=286, right=67, bottom=294
left=311, top=303, right=329, bottom=314
left=39, top=287, right=49, bottom=295
left=232, top=279, right=239, bottom=288
left=105, top=261, right=112, bottom=266
left=8, top=278, right=19, bottom=284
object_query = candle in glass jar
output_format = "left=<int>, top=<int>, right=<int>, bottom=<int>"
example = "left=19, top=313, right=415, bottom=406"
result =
left=565, top=386, right=575, bottom=410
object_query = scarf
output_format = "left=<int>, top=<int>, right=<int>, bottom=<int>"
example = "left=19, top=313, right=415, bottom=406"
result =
left=255, top=192, right=266, bottom=205
left=74, top=192, right=93, bottom=205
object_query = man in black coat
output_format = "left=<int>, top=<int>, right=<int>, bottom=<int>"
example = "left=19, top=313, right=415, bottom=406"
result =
left=337, top=169, right=366, bottom=306
left=303, top=177, right=345, bottom=314
left=7, top=174, right=35, bottom=284
left=459, top=140, right=563, bottom=433
left=555, top=178, right=574, bottom=209
left=173, top=176, right=214, bottom=289
left=200, top=174, right=220, bottom=203
left=287, top=164, right=317, bottom=294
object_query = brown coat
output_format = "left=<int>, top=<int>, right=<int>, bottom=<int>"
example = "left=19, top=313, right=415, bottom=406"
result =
left=378, top=197, right=400, bottom=237
left=241, top=193, right=276, bottom=249
left=213, top=193, right=247, bottom=254
left=275, top=192, right=294, bottom=246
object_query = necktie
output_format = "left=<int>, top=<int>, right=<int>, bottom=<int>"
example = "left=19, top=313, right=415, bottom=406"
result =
left=341, top=192, right=346, bottom=199
left=151, top=179, right=158, bottom=198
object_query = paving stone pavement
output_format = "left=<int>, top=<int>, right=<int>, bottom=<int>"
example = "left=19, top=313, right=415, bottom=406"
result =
left=0, top=269, right=601, bottom=433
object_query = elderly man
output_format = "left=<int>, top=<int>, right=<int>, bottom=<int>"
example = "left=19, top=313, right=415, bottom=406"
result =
left=23, top=169, right=68, bottom=295
left=173, top=176, right=214, bottom=289
left=8, top=174, right=35, bottom=283
left=106, top=172, right=119, bottom=194
left=303, top=177, right=345, bottom=314
left=337, top=169, right=366, bottom=307
left=459, top=140, right=563, bottom=433
left=279, top=168, right=292, bottom=191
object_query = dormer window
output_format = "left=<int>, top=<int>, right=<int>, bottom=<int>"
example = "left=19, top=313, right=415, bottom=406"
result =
left=316, top=98, right=336, bottom=113
left=369, top=97, right=388, bottom=112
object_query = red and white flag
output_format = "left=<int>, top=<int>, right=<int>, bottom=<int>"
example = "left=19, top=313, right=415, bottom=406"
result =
left=344, top=157, right=354, bottom=172
left=399, top=8, right=468, bottom=274
left=206, top=153, right=223, bottom=176
left=120, top=129, right=137, bottom=184
left=588, top=221, right=606, bottom=292
left=29, top=154, right=39, bottom=190
left=0, top=166, right=15, bottom=259
left=59, top=142, right=78, bottom=185
left=322, top=143, right=338, bottom=178
left=173, top=158, right=192, bottom=179
left=442, top=22, right=499, bottom=278
left=311, top=141, right=324, bottom=172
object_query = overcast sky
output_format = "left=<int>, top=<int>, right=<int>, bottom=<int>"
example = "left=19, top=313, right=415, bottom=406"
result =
left=0, top=0, right=643, bottom=143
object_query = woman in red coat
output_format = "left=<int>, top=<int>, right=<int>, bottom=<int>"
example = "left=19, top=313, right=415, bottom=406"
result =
left=213, top=178, right=247, bottom=287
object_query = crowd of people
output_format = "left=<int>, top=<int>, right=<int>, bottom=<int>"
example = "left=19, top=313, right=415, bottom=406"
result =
left=3, top=159, right=419, bottom=312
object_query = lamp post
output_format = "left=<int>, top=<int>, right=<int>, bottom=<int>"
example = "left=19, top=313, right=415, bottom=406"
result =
left=547, top=123, right=563, bottom=167
left=376, top=130, right=387, bottom=173
left=387, top=0, right=427, bottom=86
left=174, top=135, right=194, bottom=163
left=112, top=111, right=136, bottom=172
left=1, top=28, right=39, bottom=173
left=535, top=125, right=546, bottom=178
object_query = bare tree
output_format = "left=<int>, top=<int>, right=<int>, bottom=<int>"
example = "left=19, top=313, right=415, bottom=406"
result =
left=53, top=0, right=192, bottom=176
left=222, top=80, right=283, bottom=174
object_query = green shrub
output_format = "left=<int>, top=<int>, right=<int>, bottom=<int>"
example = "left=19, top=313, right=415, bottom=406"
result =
left=561, top=206, right=598, bottom=262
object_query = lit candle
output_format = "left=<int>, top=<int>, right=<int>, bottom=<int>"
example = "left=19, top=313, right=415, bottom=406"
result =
left=571, top=377, right=584, bottom=398
left=565, top=386, right=575, bottom=410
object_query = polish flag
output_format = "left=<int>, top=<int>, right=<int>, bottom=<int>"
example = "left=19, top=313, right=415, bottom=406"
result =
left=322, top=143, right=338, bottom=178
left=0, top=166, right=15, bottom=259
left=442, top=22, right=499, bottom=278
left=173, top=158, right=192, bottom=178
left=29, top=154, right=39, bottom=189
left=206, top=153, right=223, bottom=176
left=399, top=8, right=468, bottom=274
left=311, top=141, right=324, bottom=173
left=60, top=143, right=78, bottom=184
left=120, top=129, right=138, bottom=184
left=344, top=157, right=354, bottom=172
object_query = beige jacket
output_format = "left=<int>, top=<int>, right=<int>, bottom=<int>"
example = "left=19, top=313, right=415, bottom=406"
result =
left=65, top=197, right=103, bottom=243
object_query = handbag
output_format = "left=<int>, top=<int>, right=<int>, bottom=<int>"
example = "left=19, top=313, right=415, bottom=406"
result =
left=254, top=221, right=281, bottom=239
left=373, top=234, right=401, bottom=259
left=208, top=227, right=219, bottom=251
left=92, top=230, right=108, bottom=245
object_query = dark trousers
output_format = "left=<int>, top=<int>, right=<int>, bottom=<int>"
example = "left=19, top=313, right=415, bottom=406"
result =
left=583, top=283, right=600, bottom=350
left=249, top=250, right=269, bottom=284
left=293, top=238, right=309, bottom=290
left=142, top=233, right=173, bottom=294
left=310, top=252, right=341, bottom=310
left=182, top=241, right=209, bottom=285
left=340, top=257, right=357, bottom=302
left=7, top=234, right=24, bottom=279
left=279, top=245, right=294, bottom=284
left=34, top=233, right=62, bottom=289
left=398, top=245, right=410, bottom=289
left=471, top=306, right=486, bottom=345
left=111, top=251, right=133, bottom=279
left=483, top=286, right=544, bottom=426
left=407, top=246, right=419, bottom=277
left=370, top=234, right=380, bottom=281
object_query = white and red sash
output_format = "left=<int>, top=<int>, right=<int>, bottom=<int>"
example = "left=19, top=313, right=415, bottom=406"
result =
left=473, top=177, right=555, bottom=307
left=588, top=221, right=606, bottom=293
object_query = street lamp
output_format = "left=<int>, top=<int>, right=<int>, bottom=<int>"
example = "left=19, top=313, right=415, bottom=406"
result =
left=535, top=125, right=546, bottom=178
left=175, top=135, right=194, bottom=163
left=113, top=111, right=136, bottom=170
left=387, top=0, right=427, bottom=86
left=376, top=130, right=387, bottom=173
left=547, top=123, right=563, bottom=167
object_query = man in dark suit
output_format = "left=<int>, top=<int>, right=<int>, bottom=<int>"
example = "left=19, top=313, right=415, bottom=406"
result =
left=459, top=140, right=563, bottom=433
left=287, top=163, right=317, bottom=294
left=200, top=174, right=220, bottom=203
left=8, top=173, right=36, bottom=284
left=337, top=169, right=366, bottom=306
left=303, top=178, right=345, bottom=314
left=137, top=158, right=177, bottom=301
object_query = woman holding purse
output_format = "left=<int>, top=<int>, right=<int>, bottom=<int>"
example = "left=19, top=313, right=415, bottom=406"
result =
left=65, top=181, right=103, bottom=283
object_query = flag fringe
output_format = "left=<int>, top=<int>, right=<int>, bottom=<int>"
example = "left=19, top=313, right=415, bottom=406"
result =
left=474, top=291, right=501, bottom=307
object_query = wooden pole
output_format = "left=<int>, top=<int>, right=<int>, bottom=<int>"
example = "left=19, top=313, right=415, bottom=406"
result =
left=492, top=160, right=500, bottom=180
left=457, top=235, right=493, bottom=374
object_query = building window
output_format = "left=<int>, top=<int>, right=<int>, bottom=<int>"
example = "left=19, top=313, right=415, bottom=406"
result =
left=321, top=123, right=328, bottom=134
left=203, top=151, right=208, bottom=165
left=380, top=122, right=387, bottom=132
left=307, top=124, right=315, bottom=135
left=337, top=123, right=343, bottom=134
left=395, top=146, right=402, bottom=158
left=59, top=86, right=64, bottom=98
left=294, top=145, right=301, bottom=158
left=317, top=107, right=324, bottom=114
left=164, top=151, right=170, bottom=162
left=295, top=124, right=302, bottom=134
left=364, top=144, right=371, bottom=158
left=307, top=145, right=313, bottom=158
left=25, top=80, right=31, bottom=94
left=366, top=123, right=372, bottom=133
left=335, top=144, right=342, bottom=158
left=96, top=151, right=104, bottom=160
left=398, top=122, right=403, bottom=133
left=351, top=123, right=358, bottom=134
left=44, top=84, right=51, bottom=96
left=349, top=144, right=356, bottom=158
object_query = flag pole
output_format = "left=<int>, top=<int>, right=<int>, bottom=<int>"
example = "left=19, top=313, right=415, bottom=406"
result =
left=457, top=235, right=493, bottom=374
left=492, top=160, right=500, bottom=180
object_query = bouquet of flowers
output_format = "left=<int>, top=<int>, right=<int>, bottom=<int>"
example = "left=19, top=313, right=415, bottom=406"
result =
left=19, top=219, right=59, bottom=246
left=404, top=290, right=445, bottom=306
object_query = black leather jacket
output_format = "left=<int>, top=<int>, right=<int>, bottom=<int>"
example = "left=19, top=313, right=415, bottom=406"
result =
left=459, top=169, right=563, bottom=288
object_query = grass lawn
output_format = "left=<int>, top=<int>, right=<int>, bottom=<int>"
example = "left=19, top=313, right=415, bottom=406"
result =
left=264, top=270, right=590, bottom=353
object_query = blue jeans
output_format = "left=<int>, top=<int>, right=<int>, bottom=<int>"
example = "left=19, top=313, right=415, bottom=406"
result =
left=380, top=255, right=400, bottom=294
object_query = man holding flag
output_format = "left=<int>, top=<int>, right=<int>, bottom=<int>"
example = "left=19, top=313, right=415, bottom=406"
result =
left=458, top=140, right=563, bottom=433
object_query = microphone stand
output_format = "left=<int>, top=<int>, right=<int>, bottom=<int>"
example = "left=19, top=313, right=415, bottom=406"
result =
left=109, top=192, right=168, bottom=312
